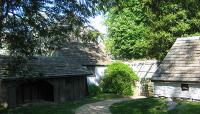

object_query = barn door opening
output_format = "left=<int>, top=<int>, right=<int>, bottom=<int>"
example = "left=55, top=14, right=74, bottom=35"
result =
left=16, top=80, right=54, bottom=104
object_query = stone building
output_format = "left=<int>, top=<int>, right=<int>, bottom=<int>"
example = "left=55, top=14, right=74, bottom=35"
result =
left=152, top=36, right=200, bottom=100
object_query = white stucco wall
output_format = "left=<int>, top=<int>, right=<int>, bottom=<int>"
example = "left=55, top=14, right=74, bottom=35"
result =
left=87, top=66, right=107, bottom=85
left=154, top=82, right=200, bottom=100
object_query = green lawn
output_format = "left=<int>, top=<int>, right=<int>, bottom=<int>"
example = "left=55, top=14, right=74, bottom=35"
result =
left=168, top=100, right=200, bottom=114
left=0, top=93, right=122, bottom=114
left=110, top=97, right=167, bottom=114
left=110, top=97, right=200, bottom=114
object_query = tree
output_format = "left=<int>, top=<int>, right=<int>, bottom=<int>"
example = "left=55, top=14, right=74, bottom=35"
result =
left=0, top=0, right=119, bottom=75
left=105, top=0, right=151, bottom=60
left=105, top=0, right=200, bottom=60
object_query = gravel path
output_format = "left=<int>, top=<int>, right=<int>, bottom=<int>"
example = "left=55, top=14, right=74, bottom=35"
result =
left=75, top=96, right=146, bottom=114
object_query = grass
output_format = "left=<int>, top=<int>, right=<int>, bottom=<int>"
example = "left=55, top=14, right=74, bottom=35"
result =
left=110, top=97, right=167, bottom=114
left=168, top=100, right=200, bottom=114
left=0, top=93, right=123, bottom=114
left=110, top=97, right=200, bottom=114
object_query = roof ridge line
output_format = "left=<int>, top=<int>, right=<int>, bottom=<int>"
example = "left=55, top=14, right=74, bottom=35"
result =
left=176, top=36, right=200, bottom=41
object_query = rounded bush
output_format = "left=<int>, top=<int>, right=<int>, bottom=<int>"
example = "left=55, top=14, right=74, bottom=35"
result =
left=101, top=62, right=138, bottom=96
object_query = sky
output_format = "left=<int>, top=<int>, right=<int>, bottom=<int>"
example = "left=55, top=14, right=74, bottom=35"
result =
left=89, top=15, right=107, bottom=35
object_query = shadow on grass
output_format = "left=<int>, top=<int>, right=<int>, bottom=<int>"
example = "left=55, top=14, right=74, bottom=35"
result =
left=110, top=97, right=168, bottom=114
left=110, top=98, right=200, bottom=114
left=168, top=101, right=200, bottom=114
left=0, top=93, right=123, bottom=114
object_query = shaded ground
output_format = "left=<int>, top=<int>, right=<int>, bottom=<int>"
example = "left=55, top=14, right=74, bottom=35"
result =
left=0, top=94, right=122, bottom=114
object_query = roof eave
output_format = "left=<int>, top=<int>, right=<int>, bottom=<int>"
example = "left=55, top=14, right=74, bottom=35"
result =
left=0, top=73, right=94, bottom=81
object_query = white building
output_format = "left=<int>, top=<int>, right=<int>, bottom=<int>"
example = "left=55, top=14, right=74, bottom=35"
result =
left=152, top=36, right=200, bottom=100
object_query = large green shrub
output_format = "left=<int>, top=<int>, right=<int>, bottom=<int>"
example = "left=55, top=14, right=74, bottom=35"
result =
left=101, top=62, right=138, bottom=96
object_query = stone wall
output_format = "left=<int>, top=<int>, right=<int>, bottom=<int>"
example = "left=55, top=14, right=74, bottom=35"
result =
left=154, top=82, right=200, bottom=100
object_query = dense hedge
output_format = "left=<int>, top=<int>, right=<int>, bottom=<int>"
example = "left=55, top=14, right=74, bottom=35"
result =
left=100, top=62, right=138, bottom=96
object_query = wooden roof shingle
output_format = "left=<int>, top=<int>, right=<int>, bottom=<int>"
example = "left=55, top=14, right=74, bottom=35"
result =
left=151, top=36, right=200, bottom=82
left=52, top=42, right=111, bottom=66
left=0, top=42, right=109, bottom=79
left=0, top=56, right=92, bottom=80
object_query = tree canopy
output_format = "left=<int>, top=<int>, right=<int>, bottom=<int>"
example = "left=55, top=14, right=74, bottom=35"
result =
left=0, top=0, right=119, bottom=75
left=105, top=0, right=200, bottom=60
left=0, top=0, right=109, bottom=56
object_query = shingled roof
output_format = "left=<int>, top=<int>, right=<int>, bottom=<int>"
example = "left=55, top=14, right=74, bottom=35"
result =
left=52, top=42, right=111, bottom=66
left=152, top=36, right=200, bottom=82
left=0, top=56, right=92, bottom=80
left=0, top=42, right=109, bottom=79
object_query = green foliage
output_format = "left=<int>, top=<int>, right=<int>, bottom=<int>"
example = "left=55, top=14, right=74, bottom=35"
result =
left=88, top=84, right=102, bottom=96
left=105, top=0, right=200, bottom=60
left=0, top=0, right=108, bottom=55
left=101, top=62, right=138, bottom=96
left=105, top=0, right=150, bottom=59
left=0, top=0, right=120, bottom=75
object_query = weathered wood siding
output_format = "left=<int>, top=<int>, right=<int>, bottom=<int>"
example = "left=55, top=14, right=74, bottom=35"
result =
left=154, top=82, right=200, bottom=100
left=0, top=76, right=88, bottom=107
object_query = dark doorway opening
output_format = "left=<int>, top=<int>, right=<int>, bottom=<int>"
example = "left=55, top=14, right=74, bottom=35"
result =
left=16, top=80, right=54, bottom=104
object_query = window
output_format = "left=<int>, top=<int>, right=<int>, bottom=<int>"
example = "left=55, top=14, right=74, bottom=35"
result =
left=181, top=84, right=189, bottom=91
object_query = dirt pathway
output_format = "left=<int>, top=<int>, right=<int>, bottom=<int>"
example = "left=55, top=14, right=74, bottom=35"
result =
left=75, top=96, right=146, bottom=114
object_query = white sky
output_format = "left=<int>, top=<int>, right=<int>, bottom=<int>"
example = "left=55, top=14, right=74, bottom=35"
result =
left=89, top=15, right=107, bottom=34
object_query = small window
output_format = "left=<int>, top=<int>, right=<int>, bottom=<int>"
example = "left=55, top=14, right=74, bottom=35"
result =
left=181, top=84, right=189, bottom=91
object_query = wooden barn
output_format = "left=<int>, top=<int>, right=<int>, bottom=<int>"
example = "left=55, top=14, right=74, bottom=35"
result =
left=0, top=56, right=92, bottom=107
left=0, top=42, right=110, bottom=107
left=152, top=36, right=200, bottom=100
